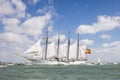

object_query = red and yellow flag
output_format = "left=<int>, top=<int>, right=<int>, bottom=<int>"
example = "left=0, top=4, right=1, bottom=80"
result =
left=85, top=49, right=91, bottom=54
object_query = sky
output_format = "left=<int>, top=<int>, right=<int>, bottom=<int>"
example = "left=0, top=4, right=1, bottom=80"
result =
left=0, top=0, right=120, bottom=63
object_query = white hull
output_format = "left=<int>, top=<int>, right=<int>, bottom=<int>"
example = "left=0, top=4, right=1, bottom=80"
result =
left=29, top=59, right=94, bottom=65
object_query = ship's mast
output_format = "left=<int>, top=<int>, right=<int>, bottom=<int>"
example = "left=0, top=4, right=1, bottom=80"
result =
left=57, top=31, right=60, bottom=58
left=67, top=31, right=70, bottom=63
left=77, top=33, right=80, bottom=60
left=45, top=29, right=48, bottom=60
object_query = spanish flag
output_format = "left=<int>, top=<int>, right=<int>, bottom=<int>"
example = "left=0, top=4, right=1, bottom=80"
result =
left=85, top=48, right=91, bottom=54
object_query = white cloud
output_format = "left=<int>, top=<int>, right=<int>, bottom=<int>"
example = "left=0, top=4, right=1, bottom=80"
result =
left=32, top=0, right=40, bottom=4
left=48, top=26, right=53, bottom=32
left=37, top=7, right=48, bottom=14
left=26, top=14, right=31, bottom=18
left=2, top=18, right=22, bottom=33
left=37, top=6, right=55, bottom=14
left=49, top=34, right=66, bottom=42
left=89, top=41, right=120, bottom=62
left=102, top=43, right=109, bottom=47
left=28, top=0, right=40, bottom=5
left=79, top=39, right=94, bottom=46
left=97, top=45, right=120, bottom=54
left=0, top=31, right=34, bottom=61
left=0, top=32, right=32, bottom=44
left=100, top=34, right=111, bottom=39
left=37, top=5, right=58, bottom=18
left=21, top=13, right=52, bottom=36
left=102, top=41, right=120, bottom=48
left=99, top=41, right=120, bottom=54
left=2, top=18, right=20, bottom=25
left=76, top=15, right=120, bottom=34
left=2, top=13, right=52, bottom=36
left=0, top=0, right=30, bottom=62
left=0, top=0, right=14, bottom=18
left=11, top=0, right=26, bottom=18
left=0, top=0, right=26, bottom=18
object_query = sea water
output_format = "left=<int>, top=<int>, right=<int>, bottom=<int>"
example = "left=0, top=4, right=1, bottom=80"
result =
left=0, top=64, right=120, bottom=80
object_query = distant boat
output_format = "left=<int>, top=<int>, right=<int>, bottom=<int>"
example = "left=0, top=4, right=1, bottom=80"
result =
left=0, top=65, right=7, bottom=68
left=97, top=58, right=107, bottom=65
left=113, top=62, right=118, bottom=64
left=0, top=62, right=7, bottom=68
left=97, top=58, right=101, bottom=65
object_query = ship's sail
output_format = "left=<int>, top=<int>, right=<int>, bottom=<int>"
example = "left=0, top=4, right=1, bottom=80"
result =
left=69, top=41, right=77, bottom=59
left=24, top=39, right=43, bottom=58
left=59, top=43, right=67, bottom=58
left=47, top=42, right=56, bottom=59
left=79, top=45, right=86, bottom=59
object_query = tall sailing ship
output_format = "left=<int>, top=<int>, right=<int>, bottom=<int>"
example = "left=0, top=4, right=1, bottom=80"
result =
left=23, top=30, right=92, bottom=65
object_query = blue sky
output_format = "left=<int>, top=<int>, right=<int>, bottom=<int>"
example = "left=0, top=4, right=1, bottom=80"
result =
left=0, top=0, right=120, bottom=63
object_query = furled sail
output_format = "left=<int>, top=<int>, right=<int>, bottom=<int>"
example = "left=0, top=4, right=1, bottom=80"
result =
left=24, top=39, right=43, bottom=58
left=47, top=42, right=56, bottom=58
